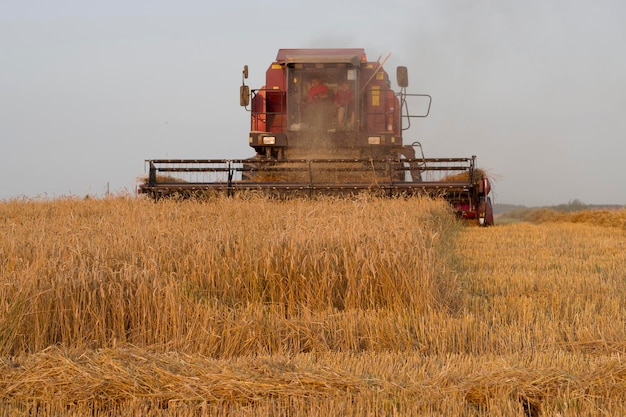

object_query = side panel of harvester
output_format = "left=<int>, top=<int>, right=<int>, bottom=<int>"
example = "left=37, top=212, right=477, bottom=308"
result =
left=360, top=63, right=401, bottom=135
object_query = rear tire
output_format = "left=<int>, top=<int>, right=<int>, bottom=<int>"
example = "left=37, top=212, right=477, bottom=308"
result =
left=484, top=196, right=494, bottom=226
left=479, top=197, right=494, bottom=226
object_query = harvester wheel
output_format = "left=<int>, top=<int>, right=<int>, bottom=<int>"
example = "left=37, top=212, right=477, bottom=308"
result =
left=485, top=197, right=494, bottom=226
left=480, top=197, right=495, bottom=226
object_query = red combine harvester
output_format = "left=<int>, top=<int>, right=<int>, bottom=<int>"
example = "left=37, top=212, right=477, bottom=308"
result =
left=139, top=48, right=494, bottom=226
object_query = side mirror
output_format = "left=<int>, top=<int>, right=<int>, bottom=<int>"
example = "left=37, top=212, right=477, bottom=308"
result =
left=396, top=66, right=409, bottom=88
left=243, top=65, right=249, bottom=79
left=240, top=85, right=250, bottom=107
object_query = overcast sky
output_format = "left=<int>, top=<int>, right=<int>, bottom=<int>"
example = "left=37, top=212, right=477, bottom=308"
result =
left=1, top=0, right=625, bottom=206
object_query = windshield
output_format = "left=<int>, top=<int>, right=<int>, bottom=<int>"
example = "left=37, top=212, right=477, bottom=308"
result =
left=286, top=65, right=358, bottom=132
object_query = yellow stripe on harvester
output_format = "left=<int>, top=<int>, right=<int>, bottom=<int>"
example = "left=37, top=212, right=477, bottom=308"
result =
left=371, top=85, right=380, bottom=106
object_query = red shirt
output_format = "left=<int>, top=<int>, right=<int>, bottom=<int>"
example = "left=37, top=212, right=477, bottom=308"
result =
left=334, top=88, right=354, bottom=106
left=307, top=83, right=329, bottom=102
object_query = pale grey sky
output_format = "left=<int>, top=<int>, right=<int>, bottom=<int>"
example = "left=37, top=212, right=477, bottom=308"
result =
left=1, top=0, right=625, bottom=206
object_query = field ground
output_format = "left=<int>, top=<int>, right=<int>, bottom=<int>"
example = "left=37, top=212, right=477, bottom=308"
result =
left=0, top=196, right=625, bottom=416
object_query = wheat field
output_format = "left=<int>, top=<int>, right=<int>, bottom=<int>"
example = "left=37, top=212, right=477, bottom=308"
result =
left=0, top=196, right=625, bottom=416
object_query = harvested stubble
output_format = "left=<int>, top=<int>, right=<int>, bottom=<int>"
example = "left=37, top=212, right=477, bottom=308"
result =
left=1, top=196, right=626, bottom=415
left=525, top=207, right=626, bottom=228
left=4, top=347, right=626, bottom=416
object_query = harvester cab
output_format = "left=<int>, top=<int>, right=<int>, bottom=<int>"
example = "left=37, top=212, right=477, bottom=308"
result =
left=140, top=48, right=494, bottom=226
left=241, top=49, right=423, bottom=163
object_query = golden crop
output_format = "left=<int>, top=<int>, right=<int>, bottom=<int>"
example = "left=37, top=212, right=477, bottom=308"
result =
left=0, top=196, right=625, bottom=416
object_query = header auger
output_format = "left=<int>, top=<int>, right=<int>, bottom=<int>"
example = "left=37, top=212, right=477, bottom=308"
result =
left=139, top=48, right=494, bottom=226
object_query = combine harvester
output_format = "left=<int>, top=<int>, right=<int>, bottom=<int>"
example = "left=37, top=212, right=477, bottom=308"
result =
left=139, top=48, right=494, bottom=226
